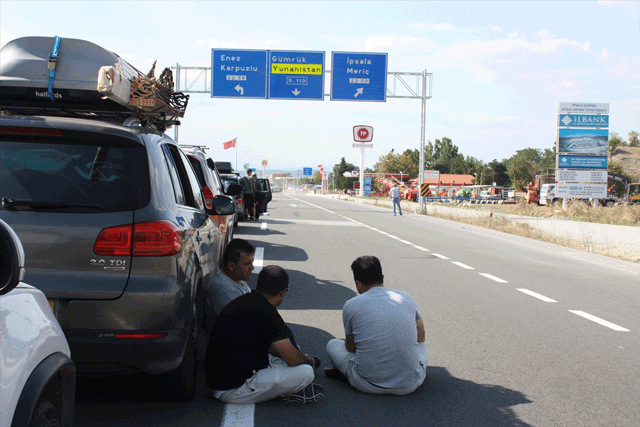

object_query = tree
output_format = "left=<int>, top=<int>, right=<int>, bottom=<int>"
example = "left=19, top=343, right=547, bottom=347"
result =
left=424, top=137, right=465, bottom=174
left=331, top=157, right=358, bottom=190
left=628, top=131, right=639, bottom=148
left=609, top=132, right=625, bottom=158
left=487, top=159, right=509, bottom=187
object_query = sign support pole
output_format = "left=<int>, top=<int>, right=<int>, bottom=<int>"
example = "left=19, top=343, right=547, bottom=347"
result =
left=418, top=69, right=427, bottom=210
left=359, top=146, right=365, bottom=197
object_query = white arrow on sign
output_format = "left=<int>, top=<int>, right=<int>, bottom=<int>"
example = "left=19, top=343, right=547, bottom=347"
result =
left=292, top=89, right=301, bottom=96
left=354, top=88, right=364, bottom=98
left=235, top=84, right=244, bottom=95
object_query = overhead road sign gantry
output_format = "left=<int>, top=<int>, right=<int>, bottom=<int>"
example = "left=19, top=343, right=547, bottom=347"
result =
left=212, top=49, right=268, bottom=99
left=331, top=52, right=388, bottom=102
left=268, top=50, right=324, bottom=100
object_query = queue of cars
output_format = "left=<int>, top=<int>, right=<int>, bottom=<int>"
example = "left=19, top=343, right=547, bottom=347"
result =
left=0, top=34, right=271, bottom=424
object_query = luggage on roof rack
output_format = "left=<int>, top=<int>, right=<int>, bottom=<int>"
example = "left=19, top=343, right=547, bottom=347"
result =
left=0, top=36, right=188, bottom=131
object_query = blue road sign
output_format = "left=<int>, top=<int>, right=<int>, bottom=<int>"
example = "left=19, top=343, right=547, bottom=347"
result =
left=303, top=167, right=312, bottom=176
left=558, top=114, right=609, bottom=128
left=331, top=52, right=388, bottom=102
left=364, top=176, right=372, bottom=195
left=268, top=51, right=325, bottom=100
left=557, top=155, right=608, bottom=169
left=212, top=49, right=268, bottom=99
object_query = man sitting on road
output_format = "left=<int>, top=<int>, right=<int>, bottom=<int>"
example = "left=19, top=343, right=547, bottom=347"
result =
left=203, top=238, right=255, bottom=334
left=325, top=255, right=429, bottom=395
left=205, top=265, right=324, bottom=404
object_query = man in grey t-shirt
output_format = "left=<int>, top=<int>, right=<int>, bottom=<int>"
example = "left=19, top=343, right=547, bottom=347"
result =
left=204, top=239, right=255, bottom=334
left=325, top=256, right=428, bottom=395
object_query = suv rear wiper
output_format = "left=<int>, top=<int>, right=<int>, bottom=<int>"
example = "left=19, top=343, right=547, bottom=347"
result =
left=2, top=197, right=100, bottom=210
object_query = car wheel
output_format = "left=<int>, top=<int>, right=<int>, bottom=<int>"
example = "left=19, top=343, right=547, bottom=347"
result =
left=29, top=399, right=60, bottom=427
left=153, top=276, right=200, bottom=402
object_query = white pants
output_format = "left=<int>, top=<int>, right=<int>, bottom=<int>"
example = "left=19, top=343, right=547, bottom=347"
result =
left=326, top=338, right=428, bottom=395
left=216, top=354, right=314, bottom=404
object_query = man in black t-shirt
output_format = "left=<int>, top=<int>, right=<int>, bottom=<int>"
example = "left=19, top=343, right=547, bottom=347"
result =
left=205, top=265, right=324, bottom=404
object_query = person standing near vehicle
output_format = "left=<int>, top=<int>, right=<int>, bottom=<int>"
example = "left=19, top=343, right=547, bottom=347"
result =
left=241, top=169, right=257, bottom=221
left=325, top=256, right=428, bottom=395
left=203, top=239, right=255, bottom=334
left=390, top=184, right=403, bottom=216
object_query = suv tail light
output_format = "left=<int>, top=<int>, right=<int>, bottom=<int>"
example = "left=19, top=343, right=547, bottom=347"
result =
left=202, top=186, right=214, bottom=209
left=94, top=221, right=182, bottom=256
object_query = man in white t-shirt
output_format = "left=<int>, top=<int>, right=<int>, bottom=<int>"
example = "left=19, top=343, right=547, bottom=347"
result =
left=325, top=256, right=428, bottom=395
left=204, top=238, right=255, bottom=334
left=390, top=184, right=403, bottom=216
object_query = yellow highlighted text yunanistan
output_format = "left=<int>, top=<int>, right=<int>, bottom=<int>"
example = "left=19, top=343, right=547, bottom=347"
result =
left=271, top=64, right=323, bottom=75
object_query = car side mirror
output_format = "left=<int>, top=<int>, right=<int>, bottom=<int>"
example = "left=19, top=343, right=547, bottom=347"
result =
left=205, top=195, right=235, bottom=216
left=224, top=183, right=243, bottom=197
left=0, top=219, right=25, bottom=296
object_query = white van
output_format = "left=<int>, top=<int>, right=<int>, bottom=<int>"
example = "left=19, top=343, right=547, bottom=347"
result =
left=539, top=184, right=557, bottom=205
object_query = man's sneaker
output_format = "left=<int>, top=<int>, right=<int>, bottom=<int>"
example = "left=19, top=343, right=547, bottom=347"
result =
left=280, top=383, right=324, bottom=404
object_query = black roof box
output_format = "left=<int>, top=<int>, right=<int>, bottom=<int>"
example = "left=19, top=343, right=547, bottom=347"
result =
left=0, top=36, right=136, bottom=114
left=0, top=36, right=188, bottom=131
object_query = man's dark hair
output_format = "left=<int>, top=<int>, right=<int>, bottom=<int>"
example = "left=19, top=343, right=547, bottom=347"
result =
left=246, top=169, right=253, bottom=175
left=223, top=239, right=255, bottom=265
left=256, top=265, right=289, bottom=296
left=351, top=256, right=383, bottom=286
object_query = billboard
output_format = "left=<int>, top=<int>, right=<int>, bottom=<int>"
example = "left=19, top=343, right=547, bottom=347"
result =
left=556, top=170, right=607, bottom=183
left=557, top=129, right=609, bottom=155
left=557, top=155, right=608, bottom=169
left=556, top=183, right=607, bottom=199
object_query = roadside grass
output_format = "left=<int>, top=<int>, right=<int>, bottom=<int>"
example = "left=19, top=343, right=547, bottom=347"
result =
left=424, top=200, right=640, bottom=263
left=458, top=199, right=640, bottom=227
left=329, top=193, right=640, bottom=262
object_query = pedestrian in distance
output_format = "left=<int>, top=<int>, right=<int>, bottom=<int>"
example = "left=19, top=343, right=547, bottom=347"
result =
left=203, top=238, right=255, bottom=335
left=205, top=265, right=324, bottom=404
left=240, top=169, right=257, bottom=221
left=390, top=184, right=403, bottom=215
left=325, top=256, right=429, bottom=395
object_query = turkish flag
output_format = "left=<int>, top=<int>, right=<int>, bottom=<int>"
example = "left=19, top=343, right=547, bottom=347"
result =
left=223, top=138, right=237, bottom=150
left=318, top=164, right=323, bottom=168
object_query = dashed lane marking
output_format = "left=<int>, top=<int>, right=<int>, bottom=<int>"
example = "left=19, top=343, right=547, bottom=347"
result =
left=479, top=273, right=508, bottom=283
left=451, top=261, right=474, bottom=270
left=432, top=253, right=449, bottom=260
left=254, top=247, right=264, bottom=274
left=568, top=310, right=629, bottom=332
left=261, top=222, right=267, bottom=230
left=516, top=289, right=557, bottom=303
left=221, top=403, right=254, bottom=427
left=414, top=245, right=430, bottom=251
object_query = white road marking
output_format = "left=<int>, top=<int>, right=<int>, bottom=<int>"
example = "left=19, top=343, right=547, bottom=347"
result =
left=452, top=261, right=474, bottom=270
left=432, top=253, right=449, bottom=260
left=414, top=246, right=430, bottom=251
left=569, top=310, right=630, bottom=332
left=516, top=288, right=557, bottom=303
left=479, top=273, right=508, bottom=283
left=261, top=222, right=267, bottom=230
left=398, top=239, right=413, bottom=245
left=221, top=403, right=255, bottom=427
left=253, top=247, right=264, bottom=273
left=289, top=204, right=298, bottom=207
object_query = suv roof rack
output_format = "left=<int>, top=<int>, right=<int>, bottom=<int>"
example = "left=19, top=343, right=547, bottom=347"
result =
left=0, top=36, right=188, bottom=132
left=179, top=144, right=209, bottom=152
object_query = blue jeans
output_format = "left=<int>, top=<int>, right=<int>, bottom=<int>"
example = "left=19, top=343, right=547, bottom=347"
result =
left=393, top=198, right=402, bottom=215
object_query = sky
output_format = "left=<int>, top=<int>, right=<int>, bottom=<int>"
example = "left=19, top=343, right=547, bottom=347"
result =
left=1, top=1, right=639, bottom=174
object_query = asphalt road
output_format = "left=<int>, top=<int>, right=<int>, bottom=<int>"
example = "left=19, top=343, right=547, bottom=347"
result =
left=74, top=192, right=640, bottom=427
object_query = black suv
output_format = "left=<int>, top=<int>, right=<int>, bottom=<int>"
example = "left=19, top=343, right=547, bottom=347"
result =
left=0, top=36, right=235, bottom=401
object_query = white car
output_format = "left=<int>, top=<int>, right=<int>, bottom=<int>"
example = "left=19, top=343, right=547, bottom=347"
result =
left=0, top=219, right=76, bottom=427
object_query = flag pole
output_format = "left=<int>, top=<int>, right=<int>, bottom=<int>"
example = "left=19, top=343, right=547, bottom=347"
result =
left=235, top=138, right=238, bottom=173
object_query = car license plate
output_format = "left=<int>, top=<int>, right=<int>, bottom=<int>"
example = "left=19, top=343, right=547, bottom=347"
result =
left=48, top=299, right=55, bottom=313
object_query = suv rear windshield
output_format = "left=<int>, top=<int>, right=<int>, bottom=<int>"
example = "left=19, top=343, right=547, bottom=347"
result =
left=0, top=138, right=149, bottom=212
